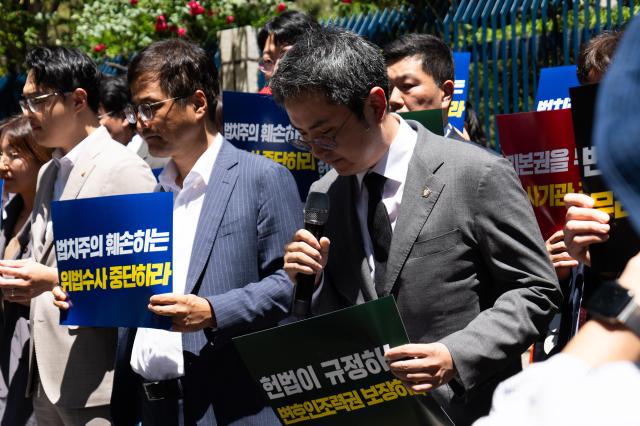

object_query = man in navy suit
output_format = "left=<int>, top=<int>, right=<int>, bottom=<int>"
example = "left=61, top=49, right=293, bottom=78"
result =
left=55, top=38, right=302, bottom=425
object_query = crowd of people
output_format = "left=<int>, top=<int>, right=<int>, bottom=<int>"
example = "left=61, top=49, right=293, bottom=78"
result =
left=0, top=8, right=638, bottom=426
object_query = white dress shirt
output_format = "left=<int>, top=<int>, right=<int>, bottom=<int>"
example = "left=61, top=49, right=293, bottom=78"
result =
left=130, top=133, right=223, bottom=381
left=126, top=134, right=144, bottom=154
left=355, top=115, right=417, bottom=280
left=52, top=126, right=108, bottom=201
left=474, top=354, right=640, bottom=425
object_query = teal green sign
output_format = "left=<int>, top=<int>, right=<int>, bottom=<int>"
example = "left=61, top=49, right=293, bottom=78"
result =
left=400, top=109, right=445, bottom=136
left=233, top=297, right=452, bottom=425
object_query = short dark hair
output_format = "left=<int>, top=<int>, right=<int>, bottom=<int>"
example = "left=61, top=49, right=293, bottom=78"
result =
left=25, top=46, right=101, bottom=113
left=257, top=11, right=320, bottom=52
left=383, top=34, right=454, bottom=86
left=270, top=26, right=388, bottom=119
left=577, top=30, right=623, bottom=84
left=99, top=75, right=130, bottom=118
left=128, top=38, right=219, bottom=122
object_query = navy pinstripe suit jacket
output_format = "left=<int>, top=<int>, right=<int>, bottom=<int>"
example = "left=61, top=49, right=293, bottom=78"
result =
left=112, top=139, right=303, bottom=425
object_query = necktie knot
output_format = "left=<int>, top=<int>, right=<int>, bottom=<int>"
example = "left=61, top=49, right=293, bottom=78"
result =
left=363, top=172, right=386, bottom=199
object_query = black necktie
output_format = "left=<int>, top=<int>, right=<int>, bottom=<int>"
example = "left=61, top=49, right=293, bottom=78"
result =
left=363, top=172, right=392, bottom=294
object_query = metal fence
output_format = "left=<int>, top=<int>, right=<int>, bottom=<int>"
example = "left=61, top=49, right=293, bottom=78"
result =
left=327, top=0, right=639, bottom=149
left=2, top=1, right=638, bottom=146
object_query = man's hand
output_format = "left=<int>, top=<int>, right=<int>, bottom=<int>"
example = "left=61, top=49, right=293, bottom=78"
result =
left=564, top=193, right=610, bottom=266
left=0, top=259, right=58, bottom=304
left=148, top=294, right=215, bottom=332
left=283, top=229, right=330, bottom=285
left=546, top=229, right=579, bottom=281
left=52, top=286, right=71, bottom=310
left=385, top=343, right=456, bottom=393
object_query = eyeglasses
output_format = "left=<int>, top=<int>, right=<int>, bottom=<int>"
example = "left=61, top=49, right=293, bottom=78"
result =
left=19, top=92, right=70, bottom=114
left=98, top=110, right=114, bottom=120
left=287, top=113, right=353, bottom=152
left=258, top=58, right=275, bottom=74
left=125, top=96, right=185, bottom=123
left=258, top=45, right=292, bottom=75
left=0, top=150, right=21, bottom=162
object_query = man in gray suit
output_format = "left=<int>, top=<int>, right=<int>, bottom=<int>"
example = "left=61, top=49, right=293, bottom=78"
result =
left=273, top=27, right=561, bottom=425
left=0, top=47, right=157, bottom=424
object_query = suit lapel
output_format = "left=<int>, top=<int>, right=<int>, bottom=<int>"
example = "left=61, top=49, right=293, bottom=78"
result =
left=41, top=130, right=103, bottom=261
left=184, top=141, right=239, bottom=295
left=31, top=161, right=57, bottom=262
left=380, top=126, right=445, bottom=297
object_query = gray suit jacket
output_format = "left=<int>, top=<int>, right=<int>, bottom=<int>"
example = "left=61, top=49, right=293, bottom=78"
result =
left=311, top=121, right=561, bottom=425
left=28, top=127, right=157, bottom=408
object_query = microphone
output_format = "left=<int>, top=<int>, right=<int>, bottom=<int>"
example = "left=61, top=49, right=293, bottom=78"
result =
left=291, top=192, right=330, bottom=319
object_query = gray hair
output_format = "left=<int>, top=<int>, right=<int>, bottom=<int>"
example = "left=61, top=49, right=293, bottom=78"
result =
left=270, top=26, right=388, bottom=119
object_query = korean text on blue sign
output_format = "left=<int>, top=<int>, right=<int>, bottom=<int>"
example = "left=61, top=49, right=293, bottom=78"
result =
left=448, top=52, right=471, bottom=132
left=52, top=192, right=173, bottom=329
left=222, top=91, right=326, bottom=201
left=535, top=65, right=580, bottom=111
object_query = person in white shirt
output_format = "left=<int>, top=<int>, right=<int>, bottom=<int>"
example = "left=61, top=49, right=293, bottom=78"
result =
left=54, top=38, right=301, bottom=425
left=0, top=46, right=156, bottom=425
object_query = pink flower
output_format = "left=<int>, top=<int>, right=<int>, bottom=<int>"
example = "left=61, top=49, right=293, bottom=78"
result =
left=177, top=27, right=187, bottom=37
left=93, top=43, right=106, bottom=53
left=341, top=0, right=352, bottom=3
left=226, top=15, right=235, bottom=25
left=277, top=2, right=286, bottom=12
left=155, top=15, right=168, bottom=32
left=129, top=0, right=138, bottom=5
left=188, top=1, right=205, bottom=16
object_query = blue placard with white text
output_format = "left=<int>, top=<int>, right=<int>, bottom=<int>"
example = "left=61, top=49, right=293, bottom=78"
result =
left=535, top=65, right=580, bottom=111
left=52, top=192, right=173, bottom=329
left=449, top=52, right=471, bottom=132
left=222, top=91, right=324, bottom=201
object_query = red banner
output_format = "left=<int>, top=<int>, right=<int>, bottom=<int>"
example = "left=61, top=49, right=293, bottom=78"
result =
left=497, top=109, right=582, bottom=240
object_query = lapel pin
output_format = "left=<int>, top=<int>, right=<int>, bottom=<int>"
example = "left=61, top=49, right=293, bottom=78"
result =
left=422, top=187, right=432, bottom=198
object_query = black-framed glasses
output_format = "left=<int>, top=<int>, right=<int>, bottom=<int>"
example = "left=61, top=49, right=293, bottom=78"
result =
left=125, top=96, right=185, bottom=123
left=19, top=92, right=70, bottom=114
left=286, top=112, right=353, bottom=152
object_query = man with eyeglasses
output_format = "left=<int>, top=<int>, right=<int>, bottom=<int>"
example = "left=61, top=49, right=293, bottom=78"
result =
left=98, top=74, right=169, bottom=171
left=274, top=27, right=561, bottom=425
left=66, top=38, right=300, bottom=425
left=256, top=11, right=319, bottom=95
left=0, top=46, right=157, bottom=425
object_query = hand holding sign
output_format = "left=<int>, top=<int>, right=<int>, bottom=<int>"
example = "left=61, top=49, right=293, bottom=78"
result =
left=385, top=342, right=456, bottom=393
left=0, top=259, right=59, bottom=304
left=564, top=192, right=611, bottom=267
left=148, top=293, right=215, bottom=332
left=545, top=230, right=579, bottom=281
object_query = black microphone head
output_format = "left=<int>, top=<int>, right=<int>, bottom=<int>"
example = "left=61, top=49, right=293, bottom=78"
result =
left=304, top=192, right=329, bottom=226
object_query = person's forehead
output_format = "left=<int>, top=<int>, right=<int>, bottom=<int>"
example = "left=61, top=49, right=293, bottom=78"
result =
left=387, top=55, right=433, bottom=80
left=130, top=75, right=166, bottom=102
left=22, top=71, right=41, bottom=95
left=264, top=33, right=290, bottom=55
left=285, top=93, right=343, bottom=129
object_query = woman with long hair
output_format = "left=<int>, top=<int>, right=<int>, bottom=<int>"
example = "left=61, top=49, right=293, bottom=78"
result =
left=0, top=115, right=51, bottom=425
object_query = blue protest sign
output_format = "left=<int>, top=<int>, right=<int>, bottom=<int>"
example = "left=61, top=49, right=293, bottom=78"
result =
left=52, top=192, right=173, bottom=329
left=449, top=52, right=471, bottom=132
left=535, top=65, right=580, bottom=111
left=222, top=91, right=324, bottom=201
